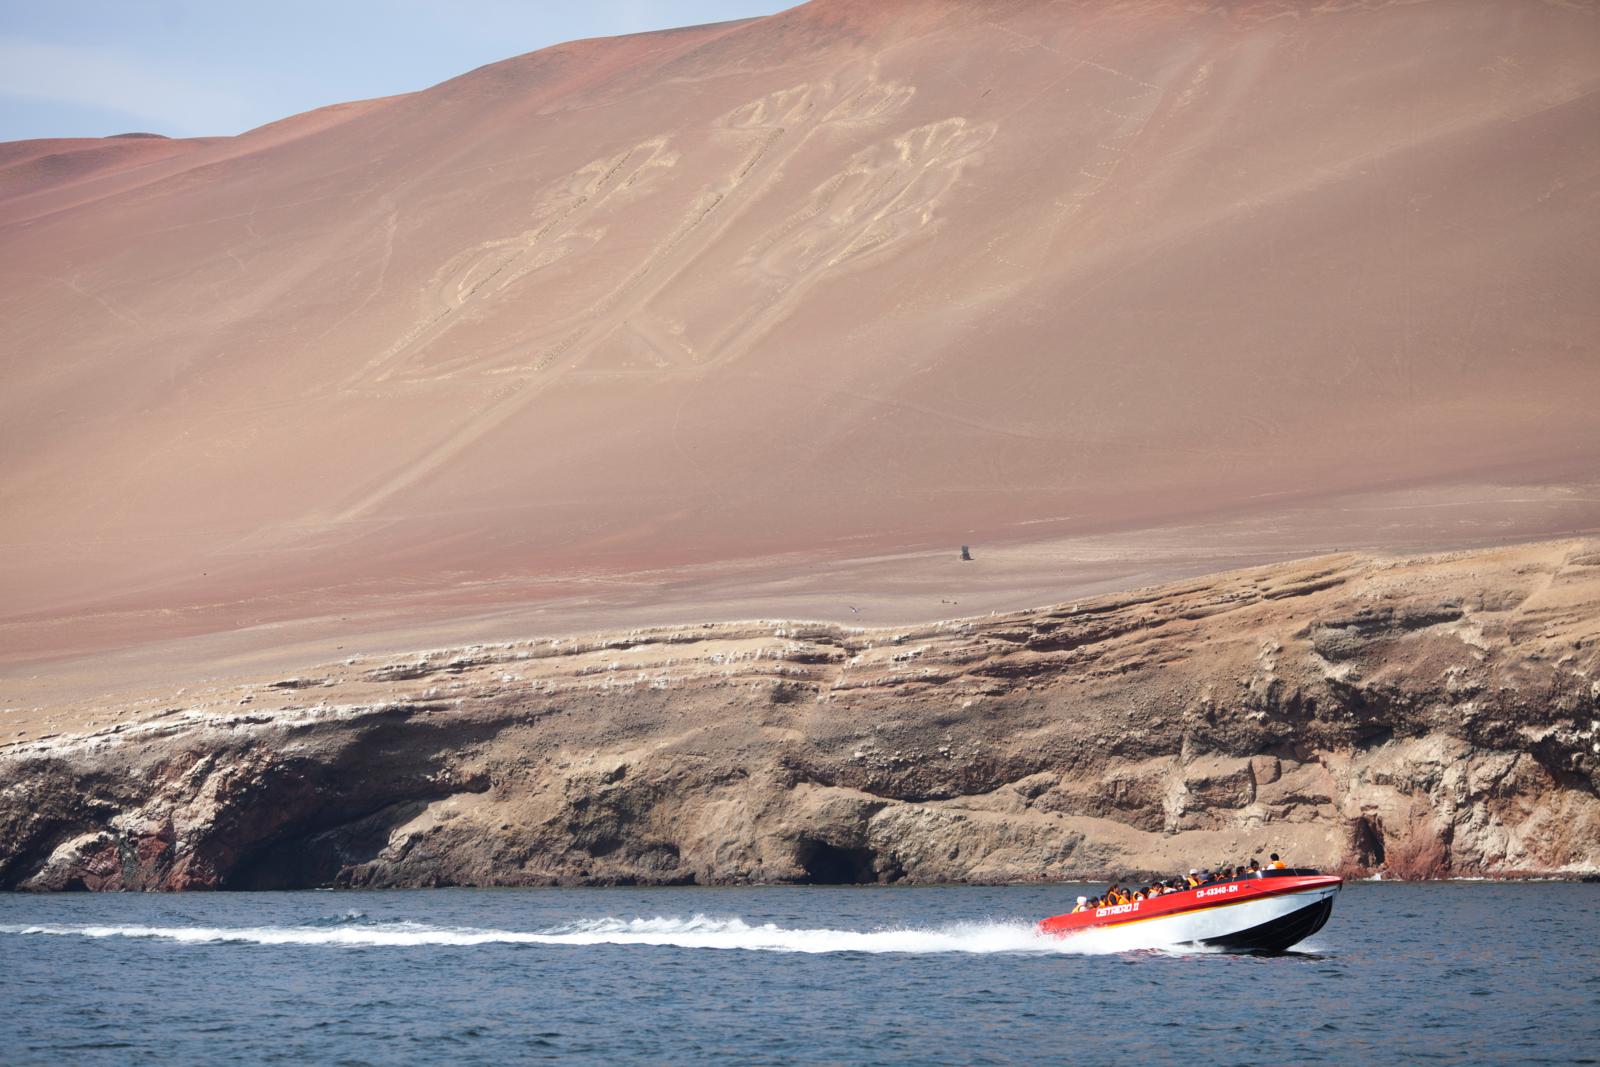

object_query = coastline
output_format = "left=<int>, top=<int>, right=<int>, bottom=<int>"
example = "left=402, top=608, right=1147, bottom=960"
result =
left=5, top=537, right=1596, bottom=891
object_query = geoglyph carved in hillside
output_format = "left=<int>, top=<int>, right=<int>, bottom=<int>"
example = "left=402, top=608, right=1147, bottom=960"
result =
left=697, top=116, right=997, bottom=366
left=358, top=137, right=680, bottom=384
left=762, top=117, right=996, bottom=274
left=368, top=73, right=938, bottom=385
left=724, top=83, right=824, bottom=129
left=323, top=72, right=996, bottom=522
left=821, top=80, right=918, bottom=127
left=349, top=71, right=989, bottom=406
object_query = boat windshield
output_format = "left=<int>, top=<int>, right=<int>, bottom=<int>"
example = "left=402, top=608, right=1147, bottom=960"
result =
left=1254, top=867, right=1322, bottom=879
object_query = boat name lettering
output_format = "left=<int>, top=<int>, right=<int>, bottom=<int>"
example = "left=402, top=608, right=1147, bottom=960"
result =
left=1196, top=884, right=1241, bottom=899
left=1093, top=902, right=1140, bottom=918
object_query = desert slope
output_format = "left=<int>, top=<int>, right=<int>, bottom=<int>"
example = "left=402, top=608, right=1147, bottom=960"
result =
left=3, top=539, right=1597, bottom=890
left=2, top=0, right=1599, bottom=673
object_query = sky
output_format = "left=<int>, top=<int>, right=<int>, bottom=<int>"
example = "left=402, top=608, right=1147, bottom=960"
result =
left=0, top=1, right=791, bottom=142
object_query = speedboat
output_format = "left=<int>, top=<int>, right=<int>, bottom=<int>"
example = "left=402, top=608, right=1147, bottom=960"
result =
left=1038, top=869, right=1342, bottom=952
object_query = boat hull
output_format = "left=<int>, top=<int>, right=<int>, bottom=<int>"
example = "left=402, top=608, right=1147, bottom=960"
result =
left=1038, top=873, right=1342, bottom=953
left=1182, top=889, right=1336, bottom=952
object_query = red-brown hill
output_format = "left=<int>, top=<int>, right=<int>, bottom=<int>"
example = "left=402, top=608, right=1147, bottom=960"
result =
left=3, top=0, right=1597, bottom=681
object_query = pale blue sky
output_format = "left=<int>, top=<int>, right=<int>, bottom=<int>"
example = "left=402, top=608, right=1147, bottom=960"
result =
left=0, top=1, right=790, bottom=142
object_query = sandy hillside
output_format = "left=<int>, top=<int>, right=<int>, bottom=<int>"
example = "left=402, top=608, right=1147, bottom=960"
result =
left=2, top=0, right=1598, bottom=688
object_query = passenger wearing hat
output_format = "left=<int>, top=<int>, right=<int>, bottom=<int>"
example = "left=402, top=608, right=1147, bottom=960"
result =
left=1071, top=895, right=1090, bottom=913
left=1185, top=868, right=1201, bottom=888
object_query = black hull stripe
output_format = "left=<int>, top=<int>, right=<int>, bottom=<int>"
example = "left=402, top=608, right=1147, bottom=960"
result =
left=1187, top=896, right=1335, bottom=954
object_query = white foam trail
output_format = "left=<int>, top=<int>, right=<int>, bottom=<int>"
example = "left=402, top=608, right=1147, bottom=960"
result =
left=0, top=915, right=1189, bottom=955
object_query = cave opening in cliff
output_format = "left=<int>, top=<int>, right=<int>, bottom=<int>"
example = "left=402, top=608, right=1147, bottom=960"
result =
left=794, top=838, right=880, bottom=884
left=1350, top=815, right=1386, bottom=868
left=223, top=800, right=431, bottom=890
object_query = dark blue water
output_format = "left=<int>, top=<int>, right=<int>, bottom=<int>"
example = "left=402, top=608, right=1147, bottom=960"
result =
left=3, top=883, right=1597, bottom=1065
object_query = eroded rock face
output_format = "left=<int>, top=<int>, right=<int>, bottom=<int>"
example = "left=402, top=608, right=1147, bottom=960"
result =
left=3, top=540, right=1597, bottom=890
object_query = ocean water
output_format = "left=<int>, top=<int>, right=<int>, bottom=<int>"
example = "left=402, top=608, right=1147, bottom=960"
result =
left=2, top=882, right=1596, bottom=1065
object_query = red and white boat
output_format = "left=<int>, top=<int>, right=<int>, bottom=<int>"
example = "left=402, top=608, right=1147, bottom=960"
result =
left=1038, top=869, right=1342, bottom=953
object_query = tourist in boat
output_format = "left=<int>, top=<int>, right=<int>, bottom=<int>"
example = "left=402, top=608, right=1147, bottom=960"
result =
left=1086, top=861, right=1293, bottom=912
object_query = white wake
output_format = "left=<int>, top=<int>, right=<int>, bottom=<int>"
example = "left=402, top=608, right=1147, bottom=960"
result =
left=0, top=914, right=1185, bottom=955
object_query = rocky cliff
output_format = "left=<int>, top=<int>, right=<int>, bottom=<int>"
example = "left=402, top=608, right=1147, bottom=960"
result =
left=4, top=539, right=1598, bottom=890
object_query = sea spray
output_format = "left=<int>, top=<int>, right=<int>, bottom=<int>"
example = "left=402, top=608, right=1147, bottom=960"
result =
left=0, top=915, right=1190, bottom=955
